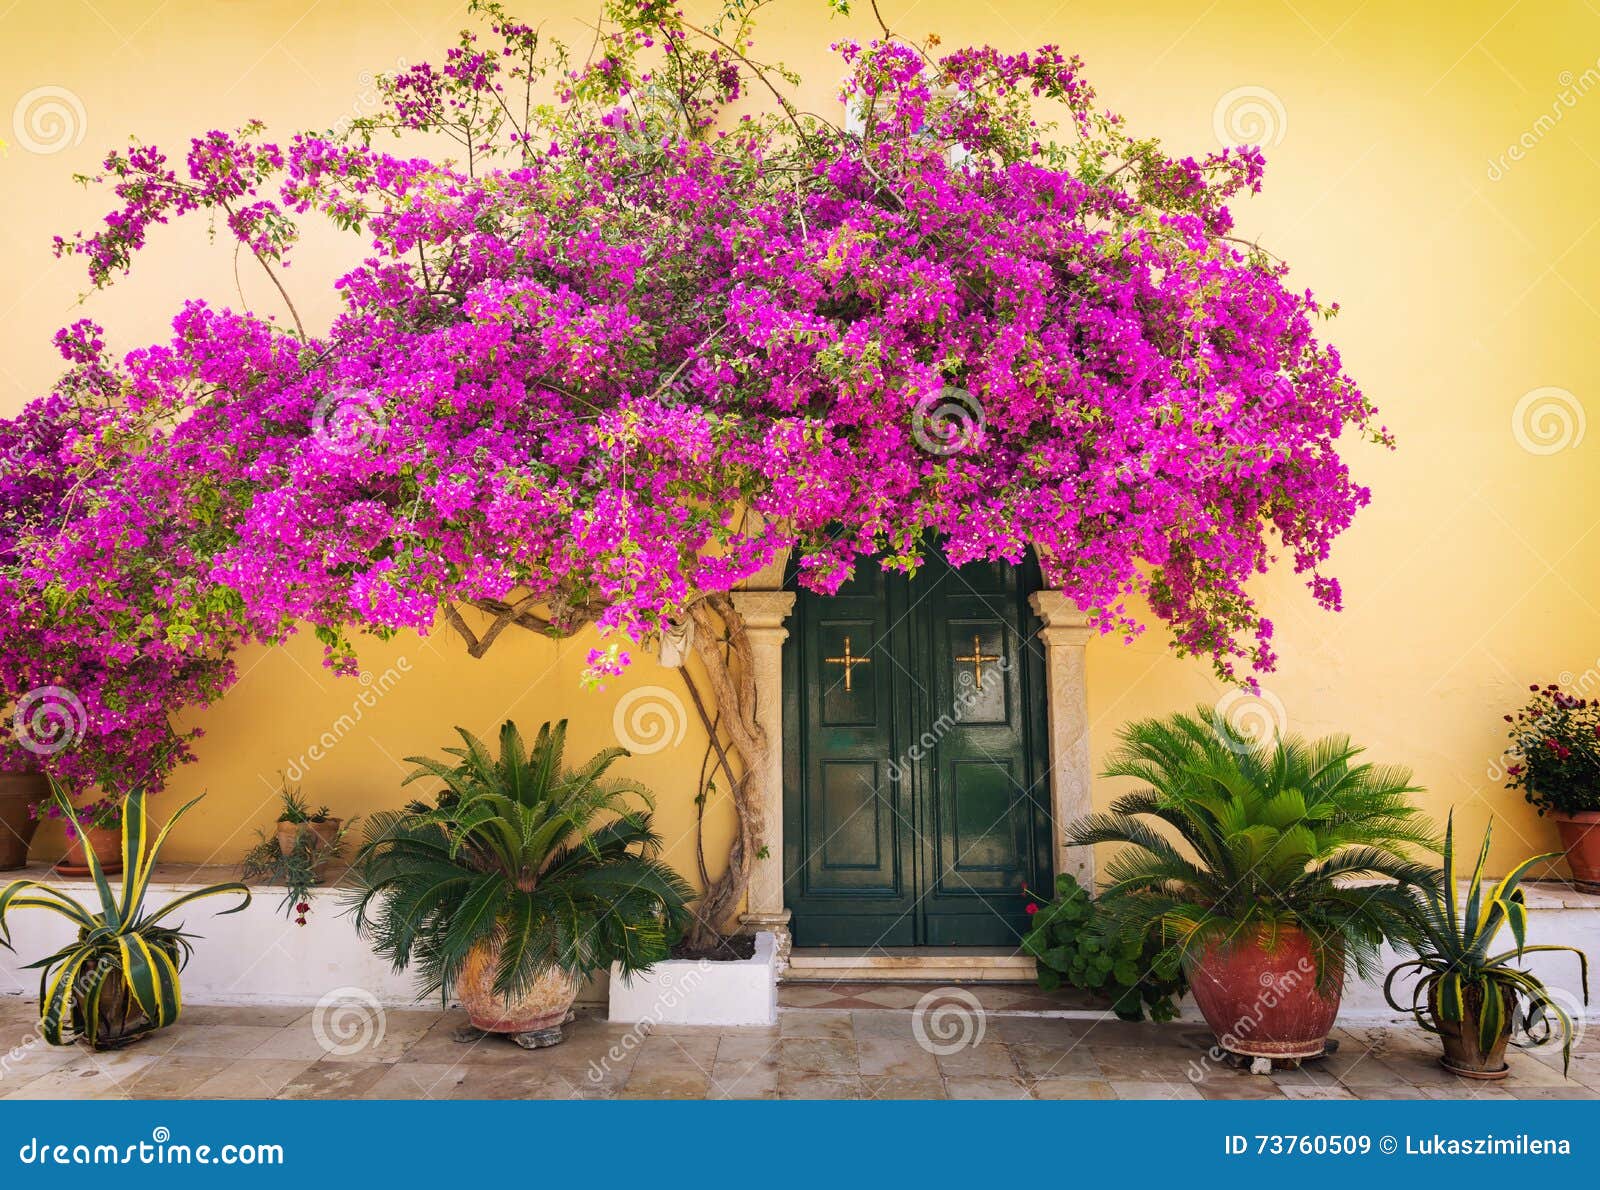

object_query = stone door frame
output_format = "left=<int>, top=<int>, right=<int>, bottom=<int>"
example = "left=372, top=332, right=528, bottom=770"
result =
left=731, top=563, right=1093, bottom=957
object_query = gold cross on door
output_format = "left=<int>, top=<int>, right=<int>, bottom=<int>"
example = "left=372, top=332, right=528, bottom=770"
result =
left=954, top=635, right=1002, bottom=690
left=824, top=636, right=871, bottom=692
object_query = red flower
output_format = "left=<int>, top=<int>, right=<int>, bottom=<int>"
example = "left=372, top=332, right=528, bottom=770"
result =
left=1025, top=903, right=1040, bottom=915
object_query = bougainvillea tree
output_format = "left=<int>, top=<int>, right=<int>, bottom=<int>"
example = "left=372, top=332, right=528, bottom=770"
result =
left=0, top=0, right=1386, bottom=941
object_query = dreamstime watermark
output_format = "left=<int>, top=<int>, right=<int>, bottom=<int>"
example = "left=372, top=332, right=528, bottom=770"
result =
left=10, top=86, right=86, bottom=155
left=911, top=986, right=986, bottom=1055
left=311, top=986, right=387, bottom=1057
left=1487, top=58, right=1600, bottom=181
left=282, top=659, right=411, bottom=782
left=586, top=961, right=708, bottom=1084
left=1209, top=687, right=1287, bottom=754
left=328, top=61, right=410, bottom=139
left=612, top=685, right=687, bottom=754
left=16, top=1126, right=283, bottom=1166
left=311, top=386, right=388, bottom=455
left=12, top=685, right=87, bottom=757
left=911, top=385, right=985, bottom=456
left=1186, top=959, right=1315, bottom=1081
left=1511, top=387, right=1585, bottom=455
left=1212, top=85, right=1287, bottom=149
left=886, top=656, right=1011, bottom=785
left=613, top=81, right=688, bottom=157
left=0, top=958, right=107, bottom=1078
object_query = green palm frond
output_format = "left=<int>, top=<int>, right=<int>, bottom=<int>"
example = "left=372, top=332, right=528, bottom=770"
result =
left=1068, top=706, right=1436, bottom=982
left=349, top=717, right=693, bottom=1004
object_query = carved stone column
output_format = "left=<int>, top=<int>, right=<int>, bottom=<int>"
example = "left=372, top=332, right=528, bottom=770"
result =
left=729, top=589, right=797, bottom=966
left=1028, top=591, right=1095, bottom=890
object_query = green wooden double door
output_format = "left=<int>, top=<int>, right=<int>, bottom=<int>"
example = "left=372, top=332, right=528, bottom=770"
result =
left=782, top=552, right=1052, bottom=948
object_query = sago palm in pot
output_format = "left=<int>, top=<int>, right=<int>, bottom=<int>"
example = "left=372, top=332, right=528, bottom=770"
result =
left=1070, top=707, right=1437, bottom=1058
left=348, top=718, right=692, bottom=1047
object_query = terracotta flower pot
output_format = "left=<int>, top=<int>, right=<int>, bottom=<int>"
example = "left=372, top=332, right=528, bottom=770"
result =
left=1553, top=810, right=1600, bottom=893
left=1430, top=983, right=1514, bottom=1079
left=57, top=825, right=123, bottom=877
left=0, top=772, right=46, bottom=870
left=455, top=938, right=578, bottom=1038
left=1189, top=925, right=1343, bottom=1059
left=276, top=817, right=343, bottom=855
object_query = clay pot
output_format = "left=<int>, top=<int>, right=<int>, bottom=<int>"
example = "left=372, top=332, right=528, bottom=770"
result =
left=276, top=817, right=343, bottom=855
left=1430, top=983, right=1514, bottom=1079
left=56, top=825, right=123, bottom=877
left=1189, top=925, right=1343, bottom=1059
left=0, top=772, right=46, bottom=870
left=1553, top=810, right=1600, bottom=893
left=455, top=939, right=578, bottom=1036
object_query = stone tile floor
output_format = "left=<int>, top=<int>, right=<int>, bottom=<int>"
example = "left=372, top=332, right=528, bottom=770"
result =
left=2, top=983, right=1596, bottom=1101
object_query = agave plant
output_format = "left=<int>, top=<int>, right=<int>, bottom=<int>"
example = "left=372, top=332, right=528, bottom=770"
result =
left=0, top=782, right=250, bottom=1048
left=1384, top=812, right=1589, bottom=1075
left=1070, top=708, right=1438, bottom=983
left=348, top=718, right=693, bottom=1004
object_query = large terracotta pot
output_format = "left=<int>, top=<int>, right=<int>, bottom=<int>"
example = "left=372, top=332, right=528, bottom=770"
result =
left=0, top=772, right=46, bottom=870
left=1553, top=810, right=1600, bottom=893
left=57, top=826, right=123, bottom=877
left=1430, top=983, right=1514, bottom=1079
left=1189, top=926, right=1343, bottom=1059
left=456, top=938, right=578, bottom=1036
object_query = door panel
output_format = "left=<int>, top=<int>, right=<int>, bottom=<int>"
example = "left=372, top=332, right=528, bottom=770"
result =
left=784, top=550, right=1051, bottom=948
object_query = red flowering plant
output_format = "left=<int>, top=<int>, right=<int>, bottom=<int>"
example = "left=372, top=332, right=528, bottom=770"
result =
left=0, top=0, right=1385, bottom=815
left=1504, top=684, right=1600, bottom=816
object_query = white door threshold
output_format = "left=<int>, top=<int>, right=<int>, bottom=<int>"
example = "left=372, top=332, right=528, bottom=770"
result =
left=784, top=947, right=1037, bottom=983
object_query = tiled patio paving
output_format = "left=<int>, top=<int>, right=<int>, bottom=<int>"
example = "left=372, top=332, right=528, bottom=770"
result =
left=2, top=983, right=1596, bottom=1101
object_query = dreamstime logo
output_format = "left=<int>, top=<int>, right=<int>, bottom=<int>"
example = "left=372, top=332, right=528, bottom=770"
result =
left=311, top=387, right=388, bottom=455
left=911, top=987, right=986, bottom=1055
left=614, top=82, right=687, bottom=157
left=311, top=986, right=386, bottom=1056
left=1487, top=58, right=1600, bottom=180
left=1212, top=85, right=1287, bottom=148
left=1522, top=983, right=1588, bottom=1052
left=283, top=658, right=411, bottom=782
left=1187, top=959, right=1314, bottom=1081
left=911, top=385, right=985, bottom=456
left=1210, top=687, right=1287, bottom=753
left=587, top=961, right=708, bottom=1084
left=612, top=686, right=687, bottom=754
left=1511, top=387, right=1585, bottom=455
left=12, top=685, right=87, bottom=756
left=11, top=86, right=86, bottom=155
left=887, top=653, right=1013, bottom=784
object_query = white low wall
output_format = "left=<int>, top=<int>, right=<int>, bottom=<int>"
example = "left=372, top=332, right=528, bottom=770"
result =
left=609, top=932, right=778, bottom=1026
left=0, top=866, right=606, bottom=1009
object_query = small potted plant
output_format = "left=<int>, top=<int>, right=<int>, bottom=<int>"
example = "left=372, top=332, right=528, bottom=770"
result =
left=349, top=718, right=691, bottom=1048
left=0, top=781, right=249, bottom=1048
left=1070, top=708, right=1436, bottom=1060
left=272, top=785, right=343, bottom=855
left=32, top=794, right=124, bottom=876
left=243, top=813, right=353, bottom=926
left=1503, top=683, right=1600, bottom=891
left=1385, top=812, right=1589, bottom=1079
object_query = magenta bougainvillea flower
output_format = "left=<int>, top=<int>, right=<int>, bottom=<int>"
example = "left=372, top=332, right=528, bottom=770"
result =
left=0, top=1, right=1387, bottom=789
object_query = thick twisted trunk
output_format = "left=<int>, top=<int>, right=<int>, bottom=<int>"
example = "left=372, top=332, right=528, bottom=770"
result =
left=682, top=592, right=768, bottom=951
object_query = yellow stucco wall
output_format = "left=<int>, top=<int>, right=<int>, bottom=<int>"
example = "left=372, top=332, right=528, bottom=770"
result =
left=2, top=1, right=1597, bottom=880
